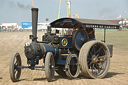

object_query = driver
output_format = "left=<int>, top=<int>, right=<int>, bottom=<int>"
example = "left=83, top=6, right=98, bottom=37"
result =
left=86, top=28, right=96, bottom=40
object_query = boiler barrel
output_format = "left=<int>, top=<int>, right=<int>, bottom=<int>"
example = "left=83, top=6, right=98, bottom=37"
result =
left=25, top=42, right=68, bottom=60
left=39, top=43, right=68, bottom=59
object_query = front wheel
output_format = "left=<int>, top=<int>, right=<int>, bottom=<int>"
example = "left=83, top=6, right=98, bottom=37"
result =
left=45, top=52, right=55, bottom=82
left=9, top=52, right=22, bottom=82
left=79, top=41, right=110, bottom=78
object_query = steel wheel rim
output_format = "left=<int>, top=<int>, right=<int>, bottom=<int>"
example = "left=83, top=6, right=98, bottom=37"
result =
left=65, top=54, right=80, bottom=78
left=10, top=53, right=21, bottom=82
left=45, top=52, right=55, bottom=82
left=49, top=57, right=55, bottom=78
left=14, top=56, right=21, bottom=79
left=87, top=43, right=108, bottom=77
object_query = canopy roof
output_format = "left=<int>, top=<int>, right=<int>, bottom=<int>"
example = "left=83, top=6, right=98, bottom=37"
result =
left=50, top=18, right=119, bottom=29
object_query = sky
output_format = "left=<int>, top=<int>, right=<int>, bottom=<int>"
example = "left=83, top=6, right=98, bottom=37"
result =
left=0, top=0, right=128, bottom=25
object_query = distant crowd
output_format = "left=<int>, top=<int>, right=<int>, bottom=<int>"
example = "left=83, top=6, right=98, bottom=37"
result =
left=0, top=27, right=29, bottom=32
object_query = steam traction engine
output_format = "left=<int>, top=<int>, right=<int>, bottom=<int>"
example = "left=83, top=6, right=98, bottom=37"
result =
left=9, top=8, right=119, bottom=82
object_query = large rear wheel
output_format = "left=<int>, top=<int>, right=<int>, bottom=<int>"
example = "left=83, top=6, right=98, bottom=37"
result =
left=79, top=41, right=110, bottom=78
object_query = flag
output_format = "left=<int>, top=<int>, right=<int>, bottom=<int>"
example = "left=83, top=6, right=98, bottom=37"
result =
left=117, top=15, right=121, bottom=18
left=100, top=16, right=104, bottom=18
left=74, top=14, right=79, bottom=18
left=123, top=11, right=126, bottom=13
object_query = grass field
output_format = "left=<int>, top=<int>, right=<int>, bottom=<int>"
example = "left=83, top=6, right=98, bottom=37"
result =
left=96, top=30, right=128, bottom=50
left=0, top=30, right=128, bottom=85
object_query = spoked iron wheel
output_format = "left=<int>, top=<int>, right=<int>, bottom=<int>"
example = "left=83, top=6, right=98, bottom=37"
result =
left=65, top=54, right=80, bottom=78
left=79, top=41, right=110, bottom=78
left=9, top=52, right=22, bottom=82
left=45, top=52, right=55, bottom=82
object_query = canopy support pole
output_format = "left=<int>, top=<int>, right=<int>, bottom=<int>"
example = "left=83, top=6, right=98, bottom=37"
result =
left=104, top=28, right=106, bottom=43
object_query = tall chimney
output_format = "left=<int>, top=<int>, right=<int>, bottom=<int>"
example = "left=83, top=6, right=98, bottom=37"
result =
left=31, top=8, right=38, bottom=42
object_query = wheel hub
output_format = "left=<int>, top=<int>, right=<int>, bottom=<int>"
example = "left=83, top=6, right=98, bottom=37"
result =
left=93, top=57, right=98, bottom=63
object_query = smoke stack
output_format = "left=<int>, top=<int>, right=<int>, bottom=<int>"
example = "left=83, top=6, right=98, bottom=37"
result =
left=31, top=8, right=38, bottom=42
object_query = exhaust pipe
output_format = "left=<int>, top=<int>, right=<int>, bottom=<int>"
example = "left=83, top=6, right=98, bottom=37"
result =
left=31, top=8, right=38, bottom=42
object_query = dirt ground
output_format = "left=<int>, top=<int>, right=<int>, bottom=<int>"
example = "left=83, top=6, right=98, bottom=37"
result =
left=0, top=31, right=128, bottom=85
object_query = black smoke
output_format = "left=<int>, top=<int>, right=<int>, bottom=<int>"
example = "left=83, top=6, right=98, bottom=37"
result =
left=6, top=1, right=32, bottom=9
left=17, top=2, right=32, bottom=9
